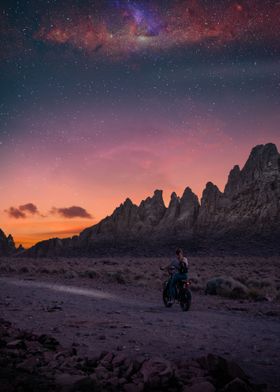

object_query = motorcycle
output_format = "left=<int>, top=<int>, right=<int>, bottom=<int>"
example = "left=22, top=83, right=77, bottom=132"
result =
left=162, top=267, right=192, bottom=311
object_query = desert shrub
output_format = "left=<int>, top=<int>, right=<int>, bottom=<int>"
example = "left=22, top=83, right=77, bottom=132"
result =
left=234, top=276, right=248, bottom=286
left=0, top=265, right=16, bottom=273
left=102, top=259, right=118, bottom=266
left=64, top=270, right=77, bottom=279
left=39, top=268, right=50, bottom=274
left=247, top=288, right=268, bottom=302
left=107, top=271, right=126, bottom=284
left=19, top=266, right=29, bottom=273
left=80, top=270, right=99, bottom=279
left=134, top=274, right=145, bottom=281
left=247, top=279, right=272, bottom=289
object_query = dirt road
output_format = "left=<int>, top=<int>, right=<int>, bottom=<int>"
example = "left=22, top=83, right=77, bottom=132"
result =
left=0, top=276, right=279, bottom=389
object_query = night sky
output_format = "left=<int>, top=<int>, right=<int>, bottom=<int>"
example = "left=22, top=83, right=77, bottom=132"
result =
left=1, top=0, right=280, bottom=247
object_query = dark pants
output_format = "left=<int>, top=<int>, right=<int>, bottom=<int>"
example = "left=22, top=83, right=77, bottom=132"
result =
left=168, top=272, right=188, bottom=300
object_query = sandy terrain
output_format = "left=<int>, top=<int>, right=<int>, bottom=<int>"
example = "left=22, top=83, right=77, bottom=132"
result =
left=0, top=256, right=280, bottom=390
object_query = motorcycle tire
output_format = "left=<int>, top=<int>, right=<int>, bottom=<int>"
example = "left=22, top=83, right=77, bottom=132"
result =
left=180, top=288, right=192, bottom=312
left=163, top=287, right=172, bottom=307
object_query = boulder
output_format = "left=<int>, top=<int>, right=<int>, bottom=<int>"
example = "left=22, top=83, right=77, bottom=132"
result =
left=223, top=377, right=254, bottom=392
left=185, top=381, right=215, bottom=392
left=140, top=358, right=173, bottom=383
left=205, top=277, right=249, bottom=299
left=198, top=354, right=248, bottom=387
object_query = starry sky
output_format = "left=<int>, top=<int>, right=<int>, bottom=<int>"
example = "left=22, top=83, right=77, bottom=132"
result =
left=1, top=0, right=280, bottom=247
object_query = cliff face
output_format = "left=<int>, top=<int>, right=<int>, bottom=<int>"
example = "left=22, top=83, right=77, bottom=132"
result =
left=0, top=229, right=16, bottom=256
left=196, top=143, right=280, bottom=240
left=22, top=143, right=280, bottom=256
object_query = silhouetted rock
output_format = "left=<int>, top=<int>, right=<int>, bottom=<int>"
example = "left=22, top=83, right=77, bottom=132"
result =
left=198, top=143, right=280, bottom=244
left=24, top=238, right=65, bottom=257
left=0, top=229, right=16, bottom=256
left=158, top=192, right=180, bottom=231
left=138, top=189, right=166, bottom=227
left=205, top=277, right=249, bottom=299
left=16, top=244, right=25, bottom=253
left=21, top=143, right=280, bottom=257
left=178, top=187, right=200, bottom=231
left=196, top=182, right=223, bottom=235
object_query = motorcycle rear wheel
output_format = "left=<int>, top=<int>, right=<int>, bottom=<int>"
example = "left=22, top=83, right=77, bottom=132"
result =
left=180, top=288, right=192, bottom=311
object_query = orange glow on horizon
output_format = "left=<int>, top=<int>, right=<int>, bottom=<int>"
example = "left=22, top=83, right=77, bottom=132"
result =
left=1, top=111, right=279, bottom=249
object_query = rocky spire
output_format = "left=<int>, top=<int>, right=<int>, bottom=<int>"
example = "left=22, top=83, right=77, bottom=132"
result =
left=196, top=182, right=223, bottom=232
left=177, top=187, right=200, bottom=229
left=0, top=229, right=16, bottom=255
left=224, top=165, right=241, bottom=196
left=158, top=192, right=180, bottom=228
left=241, top=143, right=279, bottom=184
left=138, top=189, right=166, bottom=225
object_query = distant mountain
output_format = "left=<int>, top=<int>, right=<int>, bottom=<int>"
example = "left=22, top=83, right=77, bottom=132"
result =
left=22, top=143, right=280, bottom=257
left=0, top=229, right=17, bottom=256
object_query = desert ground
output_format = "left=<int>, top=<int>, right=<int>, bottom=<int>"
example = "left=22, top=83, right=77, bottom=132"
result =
left=0, top=255, right=280, bottom=391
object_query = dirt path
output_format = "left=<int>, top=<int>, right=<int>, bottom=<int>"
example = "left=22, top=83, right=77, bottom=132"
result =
left=0, top=276, right=279, bottom=389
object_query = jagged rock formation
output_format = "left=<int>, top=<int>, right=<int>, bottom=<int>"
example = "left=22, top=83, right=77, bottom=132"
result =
left=196, top=143, right=280, bottom=243
left=22, top=143, right=280, bottom=256
left=16, top=244, right=25, bottom=253
left=0, top=229, right=16, bottom=256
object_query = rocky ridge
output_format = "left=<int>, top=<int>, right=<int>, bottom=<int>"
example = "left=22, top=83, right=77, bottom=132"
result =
left=20, top=143, right=280, bottom=256
left=0, top=229, right=17, bottom=256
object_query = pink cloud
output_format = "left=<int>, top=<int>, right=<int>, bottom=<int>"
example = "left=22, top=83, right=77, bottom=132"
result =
left=5, top=207, right=26, bottom=219
left=51, top=206, right=93, bottom=219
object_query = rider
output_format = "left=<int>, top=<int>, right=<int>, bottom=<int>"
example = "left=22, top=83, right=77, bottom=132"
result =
left=168, top=248, right=188, bottom=304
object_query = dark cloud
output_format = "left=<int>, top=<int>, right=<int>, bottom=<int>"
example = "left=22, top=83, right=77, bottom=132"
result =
left=5, top=203, right=40, bottom=219
left=51, top=206, right=93, bottom=219
left=19, top=203, right=39, bottom=215
left=5, top=203, right=92, bottom=220
left=5, top=207, right=26, bottom=219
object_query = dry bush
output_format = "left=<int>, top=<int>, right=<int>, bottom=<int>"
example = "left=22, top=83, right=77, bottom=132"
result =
left=64, top=270, right=77, bottom=279
left=79, top=270, right=99, bottom=279
left=106, top=271, right=126, bottom=285
left=133, top=274, right=145, bottom=281
left=19, top=266, right=29, bottom=273
left=247, top=279, right=272, bottom=289
left=247, top=288, right=268, bottom=302
left=39, top=268, right=51, bottom=274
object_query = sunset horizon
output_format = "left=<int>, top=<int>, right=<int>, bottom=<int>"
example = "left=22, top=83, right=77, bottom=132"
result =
left=1, top=0, right=280, bottom=248
left=2, top=140, right=279, bottom=248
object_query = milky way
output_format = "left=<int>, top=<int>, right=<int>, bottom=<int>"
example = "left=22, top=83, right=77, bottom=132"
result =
left=34, top=1, right=280, bottom=59
left=0, top=0, right=280, bottom=247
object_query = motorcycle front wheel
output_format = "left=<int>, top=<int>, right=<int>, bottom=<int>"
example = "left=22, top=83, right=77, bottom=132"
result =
left=162, top=284, right=172, bottom=308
